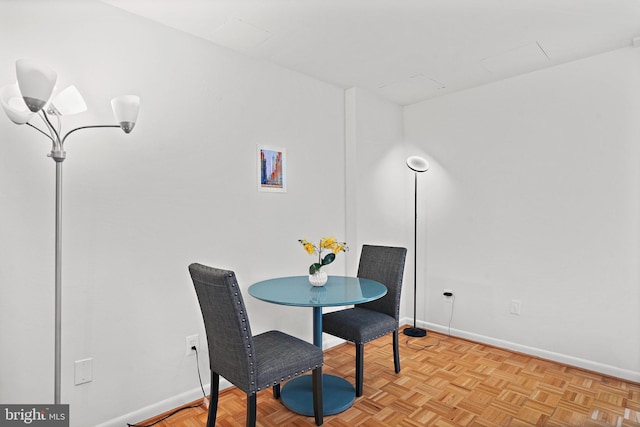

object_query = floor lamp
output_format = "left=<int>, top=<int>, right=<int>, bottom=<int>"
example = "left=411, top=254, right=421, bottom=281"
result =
left=1, top=59, right=140, bottom=404
left=403, top=155, right=429, bottom=338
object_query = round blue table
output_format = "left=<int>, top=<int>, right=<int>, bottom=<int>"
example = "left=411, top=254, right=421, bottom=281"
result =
left=248, top=275, right=387, bottom=416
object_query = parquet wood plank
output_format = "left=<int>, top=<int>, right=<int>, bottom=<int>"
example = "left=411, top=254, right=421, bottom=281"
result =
left=137, top=327, right=639, bottom=427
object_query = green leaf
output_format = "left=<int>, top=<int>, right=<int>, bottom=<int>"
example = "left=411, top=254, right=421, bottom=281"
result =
left=322, top=253, right=335, bottom=266
left=309, top=263, right=322, bottom=274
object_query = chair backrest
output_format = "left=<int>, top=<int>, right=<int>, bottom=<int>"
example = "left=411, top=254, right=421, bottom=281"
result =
left=356, top=245, right=407, bottom=321
left=189, top=263, right=256, bottom=394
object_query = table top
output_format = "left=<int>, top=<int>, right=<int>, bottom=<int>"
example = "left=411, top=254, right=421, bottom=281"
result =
left=248, top=275, right=387, bottom=308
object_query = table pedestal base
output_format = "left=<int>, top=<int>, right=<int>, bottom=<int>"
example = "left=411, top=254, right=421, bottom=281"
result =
left=281, top=374, right=355, bottom=416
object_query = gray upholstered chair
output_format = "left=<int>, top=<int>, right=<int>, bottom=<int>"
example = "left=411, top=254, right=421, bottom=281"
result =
left=322, top=245, right=407, bottom=397
left=189, top=263, right=324, bottom=426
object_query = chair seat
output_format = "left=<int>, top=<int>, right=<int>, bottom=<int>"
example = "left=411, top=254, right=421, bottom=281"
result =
left=323, top=307, right=397, bottom=344
left=253, top=331, right=324, bottom=391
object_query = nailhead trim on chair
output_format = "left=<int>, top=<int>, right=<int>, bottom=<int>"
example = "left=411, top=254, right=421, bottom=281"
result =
left=231, top=279, right=260, bottom=391
left=253, top=364, right=323, bottom=393
left=353, top=326, right=399, bottom=345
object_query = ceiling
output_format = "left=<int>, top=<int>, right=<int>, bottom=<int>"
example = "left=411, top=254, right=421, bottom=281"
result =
left=102, top=0, right=640, bottom=106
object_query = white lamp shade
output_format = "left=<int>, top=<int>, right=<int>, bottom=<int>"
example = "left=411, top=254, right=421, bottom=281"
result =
left=49, top=85, right=87, bottom=115
left=111, top=95, right=140, bottom=134
left=16, top=59, right=57, bottom=112
left=406, top=156, right=429, bottom=172
left=0, top=83, right=35, bottom=124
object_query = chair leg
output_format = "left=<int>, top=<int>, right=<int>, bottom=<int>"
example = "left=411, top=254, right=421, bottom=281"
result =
left=246, top=393, right=257, bottom=427
left=273, top=383, right=281, bottom=399
left=312, top=367, right=324, bottom=426
left=207, top=372, right=220, bottom=427
left=393, top=329, right=401, bottom=373
left=355, top=343, right=364, bottom=397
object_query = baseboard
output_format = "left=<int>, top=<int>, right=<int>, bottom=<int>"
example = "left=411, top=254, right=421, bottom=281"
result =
left=94, top=379, right=232, bottom=427
left=401, top=317, right=640, bottom=383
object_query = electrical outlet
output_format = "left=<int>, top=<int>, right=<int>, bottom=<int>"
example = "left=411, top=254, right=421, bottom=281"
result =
left=74, top=358, right=93, bottom=385
left=443, top=289, right=454, bottom=302
left=510, top=300, right=522, bottom=315
left=186, top=334, right=199, bottom=356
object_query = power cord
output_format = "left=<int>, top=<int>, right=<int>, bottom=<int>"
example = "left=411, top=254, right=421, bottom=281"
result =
left=194, top=346, right=210, bottom=409
left=127, top=346, right=209, bottom=427
left=405, top=294, right=455, bottom=350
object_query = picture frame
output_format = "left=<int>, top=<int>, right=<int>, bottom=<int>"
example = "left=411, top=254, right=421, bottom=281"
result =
left=257, top=145, right=286, bottom=192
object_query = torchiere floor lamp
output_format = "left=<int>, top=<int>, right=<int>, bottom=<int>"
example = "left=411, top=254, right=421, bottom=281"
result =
left=403, top=155, right=429, bottom=337
left=1, top=58, right=140, bottom=404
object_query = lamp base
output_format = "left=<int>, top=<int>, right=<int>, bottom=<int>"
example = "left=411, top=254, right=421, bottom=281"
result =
left=403, top=327, right=427, bottom=337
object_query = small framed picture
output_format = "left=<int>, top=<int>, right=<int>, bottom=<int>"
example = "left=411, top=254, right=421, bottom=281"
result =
left=257, top=145, right=286, bottom=192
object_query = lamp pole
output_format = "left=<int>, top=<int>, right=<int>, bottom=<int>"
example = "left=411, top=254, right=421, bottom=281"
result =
left=54, top=159, right=63, bottom=403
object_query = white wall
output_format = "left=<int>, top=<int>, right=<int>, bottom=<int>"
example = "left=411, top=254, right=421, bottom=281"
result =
left=344, top=88, right=409, bottom=266
left=0, top=1, right=347, bottom=426
left=404, top=47, right=640, bottom=381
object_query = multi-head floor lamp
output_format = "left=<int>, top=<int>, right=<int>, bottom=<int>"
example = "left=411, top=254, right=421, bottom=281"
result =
left=1, top=58, right=140, bottom=403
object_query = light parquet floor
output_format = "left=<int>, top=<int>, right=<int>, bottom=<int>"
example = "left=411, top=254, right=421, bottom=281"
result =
left=139, top=328, right=640, bottom=427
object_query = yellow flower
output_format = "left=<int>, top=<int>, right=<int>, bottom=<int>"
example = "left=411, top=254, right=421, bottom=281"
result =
left=320, top=236, right=337, bottom=249
left=299, top=239, right=317, bottom=255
